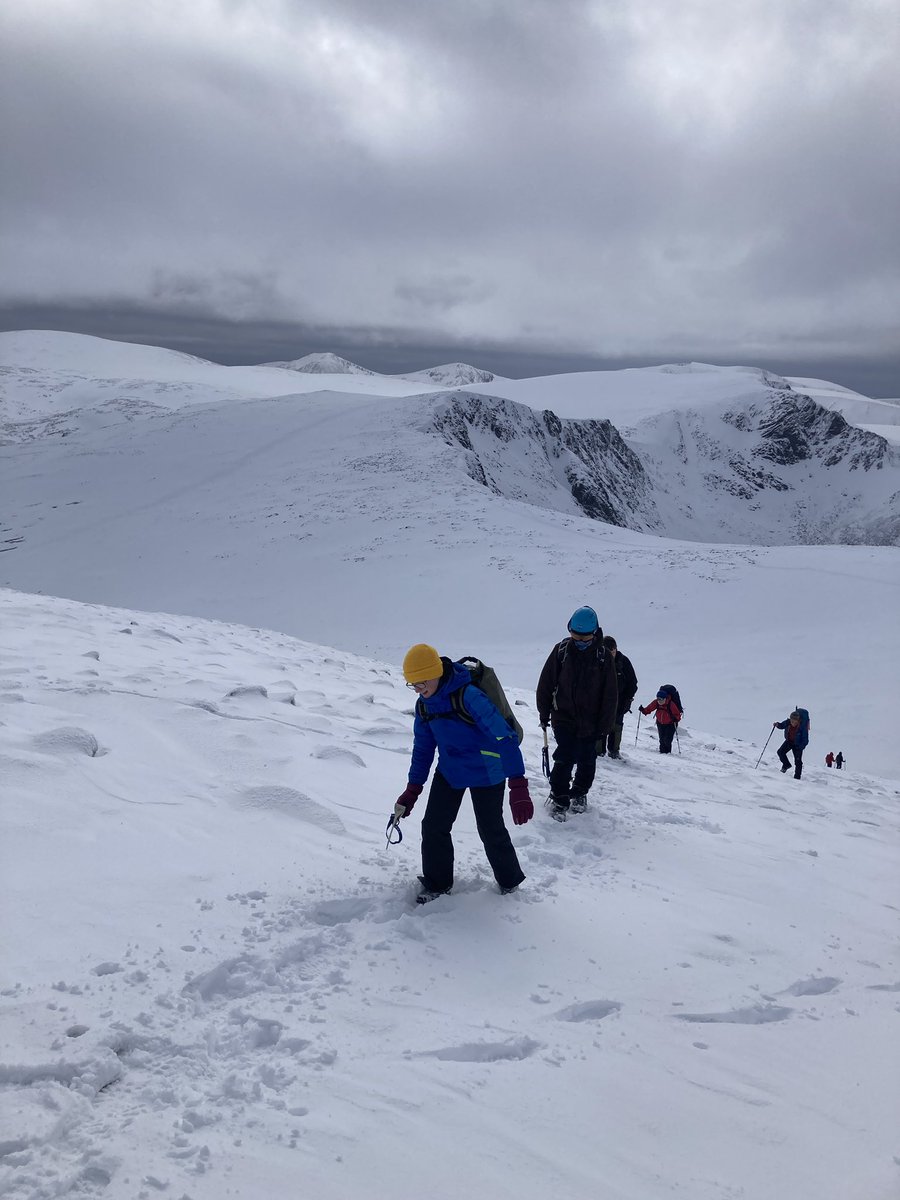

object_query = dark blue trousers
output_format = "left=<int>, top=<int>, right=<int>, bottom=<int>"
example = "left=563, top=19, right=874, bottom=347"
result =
left=420, top=771, right=525, bottom=894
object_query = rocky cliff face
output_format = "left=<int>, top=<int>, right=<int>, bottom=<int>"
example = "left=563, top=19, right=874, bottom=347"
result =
left=422, top=384, right=900, bottom=546
left=427, top=391, right=659, bottom=529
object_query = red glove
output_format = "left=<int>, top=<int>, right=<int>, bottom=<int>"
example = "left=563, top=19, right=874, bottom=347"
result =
left=508, top=777, right=534, bottom=826
left=396, top=783, right=423, bottom=816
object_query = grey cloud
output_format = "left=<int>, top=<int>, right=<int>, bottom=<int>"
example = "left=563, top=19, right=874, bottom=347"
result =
left=0, top=0, right=897, bottom=371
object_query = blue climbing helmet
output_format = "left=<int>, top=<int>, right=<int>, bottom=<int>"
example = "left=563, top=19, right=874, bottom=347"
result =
left=567, top=606, right=599, bottom=634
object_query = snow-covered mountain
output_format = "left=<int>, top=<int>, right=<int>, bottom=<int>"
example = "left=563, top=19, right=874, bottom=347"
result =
left=0, top=332, right=441, bottom=440
left=2, top=332, right=899, bottom=1198
left=1, top=588, right=897, bottom=1200
left=401, top=361, right=496, bottom=386
left=262, top=351, right=376, bottom=375
left=3, top=333, right=897, bottom=545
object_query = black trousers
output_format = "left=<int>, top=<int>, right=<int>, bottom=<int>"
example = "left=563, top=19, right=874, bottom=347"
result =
left=598, top=719, right=625, bottom=756
left=777, top=740, right=803, bottom=778
left=420, top=771, right=525, bottom=894
left=657, top=723, right=676, bottom=753
left=549, top=724, right=598, bottom=802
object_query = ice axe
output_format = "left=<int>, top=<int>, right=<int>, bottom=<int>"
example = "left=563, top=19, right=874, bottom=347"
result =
left=384, top=803, right=405, bottom=848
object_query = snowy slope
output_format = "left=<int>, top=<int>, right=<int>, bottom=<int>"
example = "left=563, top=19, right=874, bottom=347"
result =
left=1, top=589, right=898, bottom=1200
left=0, top=332, right=440, bottom=438
left=1, top=380, right=898, bottom=775
left=786, top=376, right=900, bottom=430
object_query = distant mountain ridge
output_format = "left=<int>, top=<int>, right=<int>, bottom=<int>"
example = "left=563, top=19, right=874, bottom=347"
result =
left=2, top=331, right=898, bottom=546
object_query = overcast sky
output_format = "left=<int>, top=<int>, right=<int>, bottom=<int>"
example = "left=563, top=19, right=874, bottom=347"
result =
left=2, top=0, right=899, bottom=392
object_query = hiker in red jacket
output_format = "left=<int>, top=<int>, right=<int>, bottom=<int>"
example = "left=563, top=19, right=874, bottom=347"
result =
left=825, top=751, right=834, bottom=768
left=639, top=687, right=682, bottom=754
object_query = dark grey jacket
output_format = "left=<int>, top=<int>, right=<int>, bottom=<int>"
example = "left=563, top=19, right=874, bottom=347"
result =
left=536, top=635, right=618, bottom=738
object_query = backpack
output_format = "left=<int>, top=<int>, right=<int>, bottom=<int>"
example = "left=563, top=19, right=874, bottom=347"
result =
left=795, top=707, right=810, bottom=743
left=417, top=656, right=525, bottom=744
left=659, top=684, right=683, bottom=715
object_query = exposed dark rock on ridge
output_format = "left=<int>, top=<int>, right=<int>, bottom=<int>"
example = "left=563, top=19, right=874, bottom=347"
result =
left=428, top=391, right=659, bottom=529
left=424, top=385, right=899, bottom=546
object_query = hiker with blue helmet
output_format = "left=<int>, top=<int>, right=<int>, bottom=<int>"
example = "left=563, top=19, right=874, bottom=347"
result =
left=536, top=607, right=618, bottom=821
left=396, top=644, right=533, bottom=904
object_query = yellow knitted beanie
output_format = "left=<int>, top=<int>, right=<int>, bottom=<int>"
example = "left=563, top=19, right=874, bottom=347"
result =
left=402, top=643, right=443, bottom=684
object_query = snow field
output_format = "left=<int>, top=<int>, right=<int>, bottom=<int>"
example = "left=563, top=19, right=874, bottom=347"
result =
left=1, top=590, right=898, bottom=1200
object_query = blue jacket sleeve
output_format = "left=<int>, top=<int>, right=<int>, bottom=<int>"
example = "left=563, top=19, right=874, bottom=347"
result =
left=408, top=713, right=437, bottom=786
left=461, top=686, right=526, bottom=779
left=774, top=720, right=788, bottom=731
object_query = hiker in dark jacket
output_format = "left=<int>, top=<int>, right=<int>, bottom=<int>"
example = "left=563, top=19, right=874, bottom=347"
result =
left=835, top=751, right=844, bottom=770
left=640, top=688, right=682, bottom=753
left=597, top=635, right=637, bottom=760
left=395, top=643, right=533, bottom=904
left=773, top=710, right=809, bottom=779
left=536, top=606, right=618, bottom=821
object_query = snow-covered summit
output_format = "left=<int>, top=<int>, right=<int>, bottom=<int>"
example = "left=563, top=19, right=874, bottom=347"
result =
left=401, top=362, right=496, bottom=386
left=263, top=351, right=376, bottom=375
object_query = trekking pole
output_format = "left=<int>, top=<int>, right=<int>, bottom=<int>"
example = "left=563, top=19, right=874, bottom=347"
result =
left=674, top=723, right=681, bottom=755
left=541, top=726, right=551, bottom=779
left=634, top=710, right=641, bottom=747
left=754, top=727, right=774, bottom=769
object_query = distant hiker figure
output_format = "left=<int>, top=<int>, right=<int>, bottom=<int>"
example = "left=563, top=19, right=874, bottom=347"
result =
left=597, top=635, right=637, bottom=760
left=396, top=643, right=532, bottom=904
left=835, top=751, right=844, bottom=770
left=773, top=708, right=810, bottom=779
left=639, top=685, right=682, bottom=754
left=825, top=751, right=834, bottom=768
left=536, top=606, right=617, bottom=821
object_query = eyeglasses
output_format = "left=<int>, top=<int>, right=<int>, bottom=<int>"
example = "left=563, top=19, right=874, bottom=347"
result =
left=406, top=681, right=430, bottom=692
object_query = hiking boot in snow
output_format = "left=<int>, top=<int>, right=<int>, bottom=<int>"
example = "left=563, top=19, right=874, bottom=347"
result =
left=608, top=751, right=621, bottom=760
left=416, top=875, right=450, bottom=905
left=569, top=793, right=588, bottom=814
left=547, top=794, right=569, bottom=822
left=499, top=884, right=520, bottom=895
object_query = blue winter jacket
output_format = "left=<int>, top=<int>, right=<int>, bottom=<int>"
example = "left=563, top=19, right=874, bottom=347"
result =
left=408, top=660, right=526, bottom=789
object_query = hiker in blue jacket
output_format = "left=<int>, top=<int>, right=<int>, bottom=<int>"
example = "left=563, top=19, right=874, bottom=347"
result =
left=395, top=643, right=533, bottom=904
left=773, top=709, right=810, bottom=779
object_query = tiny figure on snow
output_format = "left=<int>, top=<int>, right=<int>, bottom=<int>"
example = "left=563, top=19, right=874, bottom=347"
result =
left=395, top=643, right=532, bottom=904
left=773, top=709, right=810, bottom=779
left=835, top=750, right=844, bottom=770
left=536, top=606, right=618, bottom=822
left=639, top=685, right=682, bottom=754
left=825, top=751, right=834, bottom=768
left=597, top=635, right=637, bottom=761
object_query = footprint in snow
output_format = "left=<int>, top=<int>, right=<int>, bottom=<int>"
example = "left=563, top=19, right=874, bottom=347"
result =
left=415, top=1036, right=540, bottom=1062
left=236, top=786, right=346, bottom=834
left=784, top=976, right=841, bottom=996
left=308, top=897, right=375, bottom=926
left=312, top=745, right=366, bottom=767
left=555, top=1000, right=622, bottom=1022
left=32, top=726, right=104, bottom=757
left=225, top=684, right=268, bottom=700
left=675, top=1004, right=792, bottom=1024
